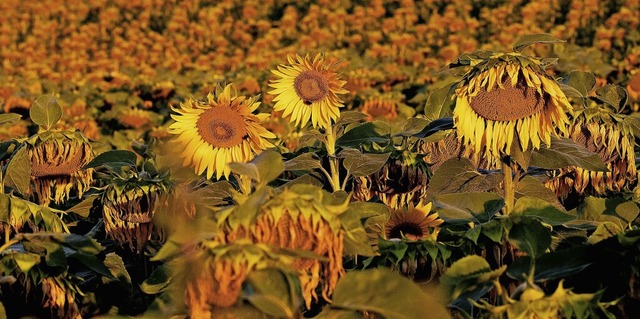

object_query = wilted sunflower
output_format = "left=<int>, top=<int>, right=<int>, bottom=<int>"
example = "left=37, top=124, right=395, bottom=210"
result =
left=385, top=202, right=443, bottom=240
left=167, top=84, right=275, bottom=180
left=268, top=53, right=348, bottom=128
left=452, top=52, right=572, bottom=163
left=26, top=130, right=94, bottom=206
left=41, top=276, right=82, bottom=319
left=214, top=184, right=349, bottom=309
left=101, top=171, right=171, bottom=252
left=545, top=115, right=637, bottom=198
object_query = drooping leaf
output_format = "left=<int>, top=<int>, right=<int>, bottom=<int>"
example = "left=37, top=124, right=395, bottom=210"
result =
left=284, top=153, right=322, bottom=171
left=413, top=117, right=454, bottom=138
left=512, top=196, right=574, bottom=226
left=340, top=207, right=378, bottom=257
left=432, top=192, right=504, bottom=224
left=397, top=117, right=429, bottom=137
left=331, top=268, right=450, bottom=319
left=84, top=150, right=137, bottom=169
left=424, top=83, right=456, bottom=121
left=587, top=221, right=622, bottom=244
left=427, top=158, right=503, bottom=197
left=340, top=149, right=390, bottom=177
left=575, top=196, right=639, bottom=228
left=595, top=84, right=628, bottom=111
left=68, top=252, right=113, bottom=278
left=65, top=195, right=97, bottom=218
left=515, top=175, right=562, bottom=208
left=229, top=150, right=284, bottom=185
left=11, top=252, right=41, bottom=273
left=334, top=111, right=368, bottom=128
left=4, top=146, right=31, bottom=195
left=0, top=113, right=21, bottom=125
left=103, top=252, right=131, bottom=283
left=512, top=33, right=565, bottom=52
left=530, top=137, right=608, bottom=171
left=506, top=246, right=591, bottom=281
left=563, top=71, right=596, bottom=97
left=336, top=122, right=389, bottom=148
left=244, top=268, right=300, bottom=318
left=440, top=255, right=506, bottom=312
left=141, top=264, right=172, bottom=295
left=29, top=94, right=62, bottom=130
left=508, top=216, right=551, bottom=259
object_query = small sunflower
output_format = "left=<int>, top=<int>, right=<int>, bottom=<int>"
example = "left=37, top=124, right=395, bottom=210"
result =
left=385, top=202, right=443, bottom=240
left=452, top=52, right=572, bottom=163
left=627, top=72, right=640, bottom=101
left=360, top=97, right=399, bottom=121
left=26, top=130, right=94, bottom=206
left=269, top=53, right=348, bottom=128
left=167, top=84, right=275, bottom=180
left=118, top=108, right=157, bottom=129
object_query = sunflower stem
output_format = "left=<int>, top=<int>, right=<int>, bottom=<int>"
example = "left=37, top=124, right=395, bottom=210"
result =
left=503, top=161, right=515, bottom=215
left=325, top=127, right=342, bottom=192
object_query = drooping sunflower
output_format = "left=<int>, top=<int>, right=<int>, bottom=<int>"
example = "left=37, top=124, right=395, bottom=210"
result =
left=452, top=52, right=572, bottom=163
left=101, top=170, right=172, bottom=253
left=26, top=130, right=94, bottom=206
left=268, top=53, right=349, bottom=129
left=545, top=104, right=637, bottom=198
left=384, top=202, right=443, bottom=241
left=41, top=276, right=82, bottom=319
left=214, top=184, right=349, bottom=309
left=167, top=84, right=275, bottom=180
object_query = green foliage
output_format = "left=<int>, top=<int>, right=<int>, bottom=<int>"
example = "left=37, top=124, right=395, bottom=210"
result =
left=3, top=146, right=31, bottom=195
left=433, top=192, right=505, bottom=224
left=29, top=94, right=62, bottom=130
left=512, top=33, right=565, bottom=52
left=530, top=137, right=608, bottom=171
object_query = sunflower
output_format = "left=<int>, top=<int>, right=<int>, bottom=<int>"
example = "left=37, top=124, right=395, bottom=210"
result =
left=118, top=108, right=158, bottom=129
left=26, top=130, right=94, bottom=206
left=360, top=97, right=399, bottom=121
left=101, top=171, right=171, bottom=252
left=268, top=53, right=348, bottom=129
left=167, top=84, right=275, bottom=180
left=385, top=202, right=443, bottom=241
left=41, top=277, right=82, bottom=319
left=627, top=72, right=640, bottom=101
left=452, top=52, right=572, bottom=163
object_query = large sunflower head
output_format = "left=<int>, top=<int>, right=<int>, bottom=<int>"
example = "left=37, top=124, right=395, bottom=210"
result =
left=101, top=171, right=172, bottom=253
left=167, top=84, right=275, bottom=180
left=384, top=202, right=443, bottom=241
left=26, top=130, right=94, bottom=206
left=268, top=53, right=349, bottom=129
left=452, top=52, right=572, bottom=163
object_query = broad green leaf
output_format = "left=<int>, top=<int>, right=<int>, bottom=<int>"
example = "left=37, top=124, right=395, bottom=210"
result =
left=426, top=158, right=503, bottom=197
left=424, top=84, right=455, bottom=121
left=341, top=149, right=390, bottom=177
left=276, top=173, right=324, bottom=189
left=564, top=71, right=596, bottom=97
left=284, top=153, right=322, bottom=171
left=576, top=196, right=639, bottom=228
left=340, top=206, right=378, bottom=256
left=84, top=150, right=137, bottom=169
left=61, top=233, right=103, bottom=255
left=348, top=201, right=390, bottom=220
left=506, top=246, right=591, bottom=281
left=515, top=175, right=562, bottom=208
left=512, top=196, right=574, bottom=226
left=4, top=146, right=31, bottom=195
left=103, top=252, right=131, bottom=283
left=440, top=255, right=505, bottom=306
left=11, top=252, right=41, bottom=273
left=65, top=195, right=97, bottom=218
left=432, top=192, right=504, bottom=224
left=587, top=221, right=621, bottom=244
left=30, top=94, right=62, bottom=130
left=397, top=117, right=429, bottom=136
left=336, top=122, right=389, bottom=148
left=68, top=252, right=113, bottom=278
left=0, top=113, right=21, bottom=125
left=413, top=117, right=454, bottom=138
left=595, top=84, right=627, bottom=111
left=465, top=226, right=482, bottom=244
left=559, top=83, right=585, bottom=99
left=480, top=219, right=504, bottom=243
left=512, top=33, right=565, bottom=52
left=244, top=269, right=299, bottom=318
left=508, top=216, right=551, bottom=259
left=332, top=268, right=450, bottom=319
left=151, top=240, right=182, bottom=261
left=530, top=137, right=608, bottom=171
left=230, top=150, right=284, bottom=185
left=141, top=264, right=172, bottom=294
left=334, top=111, right=368, bottom=128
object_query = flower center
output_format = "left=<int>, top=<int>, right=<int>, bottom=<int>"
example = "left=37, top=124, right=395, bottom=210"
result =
left=197, top=105, right=247, bottom=148
left=387, top=222, right=424, bottom=240
left=294, top=70, right=329, bottom=105
left=31, top=142, right=89, bottom=177
left=470, top=75, right=547, bottom=121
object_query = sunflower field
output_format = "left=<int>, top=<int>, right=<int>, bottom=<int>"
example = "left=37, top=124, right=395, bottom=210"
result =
left=2, top=0, right=640, bottom=318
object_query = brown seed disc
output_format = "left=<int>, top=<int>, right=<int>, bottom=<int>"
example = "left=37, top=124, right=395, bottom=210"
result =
left=470, top=75, right=547, bottom=121
left=294, top=70, right=329, bottom=104
left=31, top=145, right=87, bottom=177
left=197, top=105, right=247, bottom=148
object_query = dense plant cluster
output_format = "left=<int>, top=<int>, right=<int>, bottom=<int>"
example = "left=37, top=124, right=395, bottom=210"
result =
left=2, top=1, right=640, bottom=319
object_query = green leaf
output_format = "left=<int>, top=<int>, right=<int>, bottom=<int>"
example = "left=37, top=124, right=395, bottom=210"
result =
left=334, top=111, right=368, bottom=128
left=284, top=153, right=322, bottom=171
left=315, top=309, right=364, bottom=319
left=397, top=117, right=429, bottom=136
left=530, top=137, right=608, bottom=171
left=595, top=84, right=628, bottom=111
left=426, top=158, right=503, bottom=197
left=508, top=216, right=551, bottom=259
left=577, top=196, right=639, bottom=228
left=332, top=268, right=451, bottom=319
left=0, top=113, right=21, bottom=125
left=103, top=252, right=131, bottom=283
left=29, top=94, right=62, bottom=130
left=587, top=221, right=622, bottom=244
left=141, top=264, right=172, bottom=295
left=84, top=150, right=137, bottom=169
left=61, top=233, right=103, bottom=255
left=11, top=252, right=41, bottom=273
left=68, top=252, right=113, bottom=278
left=564, top=71, right=596, bottom=97
left=413, top=117, right=454, bottom=138
left=512, top=196, right=575, bottom=226
left=512, top=33, right=565, bottom=52
left=440, top=255, right=506, bottom=307
left=506, top=246, right=591, bottom=281
left=0, top=301, right=6, bottom=319
left=340, top=149, right=390, bottom=177
left=4, top=146, right=31, bottom=195
left=559, top=83, right=585, bottom=99
left=515, top=175, right=562, bottom=208
left=244, top=269, right=299, bottom=318
left=424, top=84, right=455, bottom=121
left=432, top=192, right=504, bottom=224
left=229, top=150, right=284, bottom=185
left=480, top=219, right=504, bottom=243
left=65, top=195, right=97, bottom=218
left=336, top=122, right=389, bottom=148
